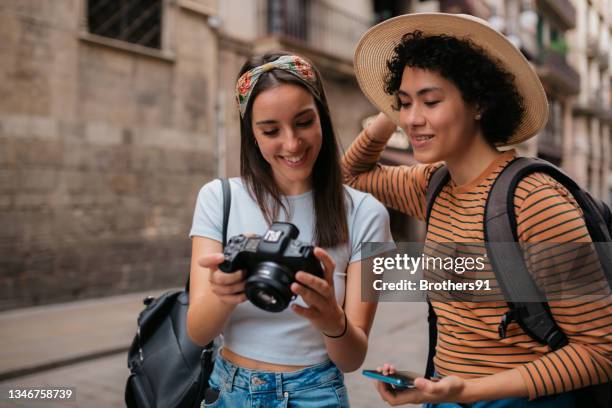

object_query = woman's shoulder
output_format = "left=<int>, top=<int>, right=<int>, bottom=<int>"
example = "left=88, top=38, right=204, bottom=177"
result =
left=198, top=177, right=246, bottom=197
left=514, top=171, right=578, bottom=208
left=342, top=185, right=392, bottom=247
left=343, top=184, right=388, bottom=215
left=513, top=170, right=593, bottom=242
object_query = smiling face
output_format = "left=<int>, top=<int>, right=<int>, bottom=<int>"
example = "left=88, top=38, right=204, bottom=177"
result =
left=250, top=83, right=323, bottom=195
left=397, top=66, right=484, bottom=165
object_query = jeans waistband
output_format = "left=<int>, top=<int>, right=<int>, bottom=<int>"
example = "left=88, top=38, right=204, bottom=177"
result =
left=212, top=354, right=343, bottom=397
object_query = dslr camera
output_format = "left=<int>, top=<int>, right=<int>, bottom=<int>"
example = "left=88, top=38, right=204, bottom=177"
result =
left=219, top=222, right=324, bottom=312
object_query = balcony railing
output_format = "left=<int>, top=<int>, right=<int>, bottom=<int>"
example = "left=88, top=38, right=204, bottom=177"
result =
left=260, top=0, right=372, bottom=61
left=536, top=49, right=580, bottom=95
left=536, top=0, right=576, bottom=30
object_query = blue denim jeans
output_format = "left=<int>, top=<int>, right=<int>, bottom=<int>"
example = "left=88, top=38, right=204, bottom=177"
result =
left=202, top=354, right=349, bottom=408
left=423, top=391, right=576, bottom=408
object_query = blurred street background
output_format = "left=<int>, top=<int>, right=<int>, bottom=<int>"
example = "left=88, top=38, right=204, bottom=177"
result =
left=1, top=0, right=611, bottom=406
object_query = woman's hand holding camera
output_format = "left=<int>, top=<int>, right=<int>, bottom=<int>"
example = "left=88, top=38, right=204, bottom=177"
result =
left=290, top=247, right=345, bottom=336
left=198, top=253, right=247, bottom=306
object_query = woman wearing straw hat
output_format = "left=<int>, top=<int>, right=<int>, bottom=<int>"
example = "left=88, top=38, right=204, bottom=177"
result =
left=343, top=13, right=611, bottom=407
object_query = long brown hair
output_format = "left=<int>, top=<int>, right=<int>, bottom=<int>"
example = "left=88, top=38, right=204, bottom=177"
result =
left=237, top=51, right=348, bottom=247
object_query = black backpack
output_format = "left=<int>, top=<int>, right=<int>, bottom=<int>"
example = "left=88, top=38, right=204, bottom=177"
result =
left=424, top=157, right=612, bottom=404
left=125, top=178, right=231, bottom=408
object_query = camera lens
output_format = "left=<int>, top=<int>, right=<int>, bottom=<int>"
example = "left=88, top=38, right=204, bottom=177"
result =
left=245, top=262, right=294, bottom=312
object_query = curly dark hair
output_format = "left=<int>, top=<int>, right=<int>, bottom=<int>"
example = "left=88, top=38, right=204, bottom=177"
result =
left=385, top=31, right=525, bottom=146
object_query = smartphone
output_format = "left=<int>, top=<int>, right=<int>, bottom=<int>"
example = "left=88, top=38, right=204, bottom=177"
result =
left=362, top=370, right=416, bottom=389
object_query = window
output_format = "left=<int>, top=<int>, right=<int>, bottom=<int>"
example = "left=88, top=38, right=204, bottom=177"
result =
left=87, top=0, right=162, bottom=49
left=267, top=0, right=309, bottom=42
left=374, top=0, right=403, bottom=23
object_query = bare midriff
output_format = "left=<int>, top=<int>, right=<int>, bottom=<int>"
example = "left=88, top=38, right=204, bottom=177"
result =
left=221, top=347, right=309, bottom=372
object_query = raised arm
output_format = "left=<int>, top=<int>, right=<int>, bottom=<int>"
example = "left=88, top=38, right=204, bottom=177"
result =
left=342, top=113, right=437, bottom=220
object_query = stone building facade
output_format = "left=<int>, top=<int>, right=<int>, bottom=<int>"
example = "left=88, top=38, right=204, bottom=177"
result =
left=0, top=0, right=395, bottom=309
left=0, top=0, right=219, bottom=309
left=568, top=0, right=612, bottom=201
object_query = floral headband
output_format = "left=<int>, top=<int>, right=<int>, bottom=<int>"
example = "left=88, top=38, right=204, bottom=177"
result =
left=235, top=55, right=319, bottom=118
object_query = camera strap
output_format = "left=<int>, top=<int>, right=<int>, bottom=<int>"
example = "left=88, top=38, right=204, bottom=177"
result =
left=221, top=178, right=231, bottom=248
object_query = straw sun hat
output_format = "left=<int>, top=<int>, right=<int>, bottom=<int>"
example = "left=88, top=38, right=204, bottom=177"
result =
left=354, top=13, right=548, bottom=146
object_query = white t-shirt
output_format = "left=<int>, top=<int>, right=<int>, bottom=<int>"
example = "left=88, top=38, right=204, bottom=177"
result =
left=190, top=178, right=393, bottom=365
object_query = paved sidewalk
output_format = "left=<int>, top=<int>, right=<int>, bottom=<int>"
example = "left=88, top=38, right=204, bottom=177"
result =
left=0, top=290, right=164, bottom=380
left=0, top=291, right=428, bottom=408
left=346, top=301, right=428, bottom=408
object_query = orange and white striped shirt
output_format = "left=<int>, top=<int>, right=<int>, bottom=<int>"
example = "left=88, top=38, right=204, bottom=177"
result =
left=342, top=129, right=612, bottom=399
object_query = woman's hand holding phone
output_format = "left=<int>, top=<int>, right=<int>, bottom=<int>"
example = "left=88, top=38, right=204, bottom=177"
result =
left=362, top=370, right=415, bottom=389
left=367, top=363, right=467, bottom=406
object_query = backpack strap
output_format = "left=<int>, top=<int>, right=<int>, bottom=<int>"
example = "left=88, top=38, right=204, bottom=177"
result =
left=487, top=157, right=612, bottom=351
left=424, top=301, right=438, bottom=379
left=185, top=179, right=232, bottom=293
left=426, top=165, right=451, bottom=222
left=220, top=178, right=232, bottom=248
left=424, top=165, right=451, bottom=378
left=487, top=157, right=612, bottom=243
left=487, top=157, right=612, bottom=279
left=486, top=157, right=581, bottom=351
left=589, top=197, right=612, bottom=237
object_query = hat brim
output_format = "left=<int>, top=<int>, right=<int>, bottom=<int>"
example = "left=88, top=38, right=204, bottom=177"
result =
left=354, top=13, right=548, bottom=146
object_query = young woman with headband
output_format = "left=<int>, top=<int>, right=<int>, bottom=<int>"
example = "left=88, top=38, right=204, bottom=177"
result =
left=187, top=52, right=392, bottom=407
